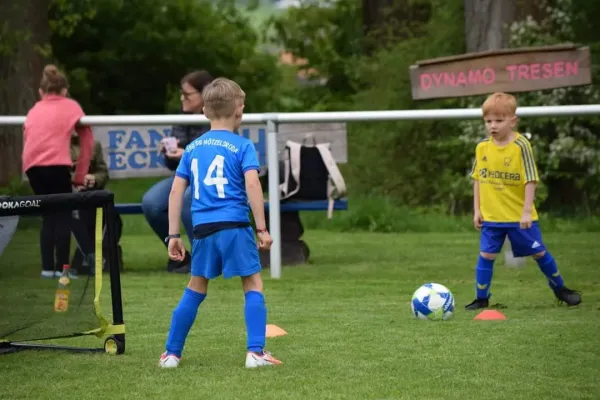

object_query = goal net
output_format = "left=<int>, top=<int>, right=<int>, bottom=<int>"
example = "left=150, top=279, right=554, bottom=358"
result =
left=0, top=190, right=125, bottom=355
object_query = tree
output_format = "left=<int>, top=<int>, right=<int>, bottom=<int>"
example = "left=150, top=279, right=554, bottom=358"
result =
left=50, top=0, right=281, bottom=115
left=266, top=0, right=364, bottom=110
left=459, top=0, right=600, bottom=215
left=463, top=0, right=516, bottom=52
left=0, top=0, right=281, bottom=187
left=0, top=0, right=95, bottom=186
left=362, top=0, right=432, bottom=53
left=0, top=0, right=51, bottom=185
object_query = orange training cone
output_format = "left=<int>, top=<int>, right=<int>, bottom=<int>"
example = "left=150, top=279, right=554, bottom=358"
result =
left=473, top=310, right=506, bottom=320
left=266, top=324, right=288, bottom=338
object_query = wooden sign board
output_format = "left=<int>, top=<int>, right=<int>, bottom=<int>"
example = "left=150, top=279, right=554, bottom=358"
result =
left=409, top=44, right=592, bottom=100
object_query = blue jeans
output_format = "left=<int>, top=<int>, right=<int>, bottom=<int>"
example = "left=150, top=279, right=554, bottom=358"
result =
left=141, top=176, right=194, bottom=246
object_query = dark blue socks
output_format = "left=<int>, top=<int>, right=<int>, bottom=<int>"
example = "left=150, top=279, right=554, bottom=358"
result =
left=475, top=255, right=495, bottom=299
left=244, top=291, right=267, bottom=353
left=165, top=287, right=206, bottom=358
left=536, top=251, right=564, bottom=289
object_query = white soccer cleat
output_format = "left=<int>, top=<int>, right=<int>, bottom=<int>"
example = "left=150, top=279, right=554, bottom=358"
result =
left=158, top=352, right=181, bottom=368
left=245, top=351, right=282, bottom=368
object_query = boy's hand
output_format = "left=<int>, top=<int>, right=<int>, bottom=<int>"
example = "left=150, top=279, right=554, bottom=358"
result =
left=256, top=231, right=273, bottom=251
left=520, top=210, right=533, bottom=229
left=473, top=211, right=483, bottom=231
left=168, top=238, right=186, bottom=261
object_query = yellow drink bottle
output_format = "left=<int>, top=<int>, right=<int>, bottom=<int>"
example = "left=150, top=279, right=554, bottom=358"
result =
left=54, top=264, right=71, bottom=313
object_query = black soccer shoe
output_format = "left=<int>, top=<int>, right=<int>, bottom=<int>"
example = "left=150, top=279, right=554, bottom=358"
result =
left=465, top=298, right=489, bottom=310
left=553, top=286, right=582, bottom=306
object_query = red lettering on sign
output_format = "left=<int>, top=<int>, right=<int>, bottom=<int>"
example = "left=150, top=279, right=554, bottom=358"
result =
left=444, top=73, right=455, bottom=86
left=418, top=60, right=578, bottom=90
left=420, top=74, right=432, bottom=90
left=530, top=63, right=540, bottom=79
left=482, top=68, right=495, bottom=84
left=518, top=64, right=529, bottom=80
left=410, top=47, right=590, bottom=100
left=554, top=62, right=564, bottom=77
left=506, top=61, right=580, bottom=81
left=542, top=63, right=552, bottom=78
left=467, top=69, right=482, bottom=84
left=419, top=68, right=496, bottom=90
left=565, top=60, right=578, bottom=76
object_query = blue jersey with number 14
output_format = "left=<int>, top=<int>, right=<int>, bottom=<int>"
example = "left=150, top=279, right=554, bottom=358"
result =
left=175, top=130, right=260, bottom=227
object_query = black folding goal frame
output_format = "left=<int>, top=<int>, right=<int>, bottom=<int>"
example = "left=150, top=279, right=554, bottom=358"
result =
left=0, top=190, right=126, bottom=355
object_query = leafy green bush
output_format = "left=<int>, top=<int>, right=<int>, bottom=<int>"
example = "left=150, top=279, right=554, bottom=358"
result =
left=50, top=0, right=283, bottom=114
left=457, top=0, right=600, bottom=216
left=270, top=0, right=600, bottom=216
left=299, top=195, right=600, bottom=233
left=0, top=177, right=33, bottom=197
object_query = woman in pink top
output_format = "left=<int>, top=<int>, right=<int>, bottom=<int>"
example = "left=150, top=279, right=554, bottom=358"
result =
left=22, top=64, right=94, bottom=279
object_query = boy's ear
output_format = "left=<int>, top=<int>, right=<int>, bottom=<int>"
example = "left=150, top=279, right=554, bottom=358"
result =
left=511, top=115, right=518, bottom=127
left=236, top=103, right=244, bottom=116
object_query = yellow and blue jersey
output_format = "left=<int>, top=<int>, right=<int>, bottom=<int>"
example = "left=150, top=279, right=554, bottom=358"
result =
left=470, top=132, right=539, bottom=225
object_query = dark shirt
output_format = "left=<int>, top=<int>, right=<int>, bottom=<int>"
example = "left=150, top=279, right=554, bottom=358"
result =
left=163, top=123, right=211, bottom=171
left=193, top=221, right=250, bottom=240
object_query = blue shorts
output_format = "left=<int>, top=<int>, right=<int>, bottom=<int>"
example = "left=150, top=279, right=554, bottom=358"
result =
left=480, top=222, right=546, bottom=257
left=191, top=226, right=262, bottom=279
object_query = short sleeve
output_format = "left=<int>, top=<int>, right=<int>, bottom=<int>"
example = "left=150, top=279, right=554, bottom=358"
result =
left=518, top=138, right=539, bottom=183
left=175, top=150, right=190, bottom=181
left=240, top=141, right=260, bottom=174
left=470, top=146, right=479, bottom=180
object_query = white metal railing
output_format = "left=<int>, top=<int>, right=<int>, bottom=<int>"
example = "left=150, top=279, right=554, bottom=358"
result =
left=2, top=104, right=600, bottom=279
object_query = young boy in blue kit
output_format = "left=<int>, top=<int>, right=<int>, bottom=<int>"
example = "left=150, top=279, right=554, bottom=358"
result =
left=158, top=78, right=282, bottom=368
left=466, top=92, right=581, bottom=310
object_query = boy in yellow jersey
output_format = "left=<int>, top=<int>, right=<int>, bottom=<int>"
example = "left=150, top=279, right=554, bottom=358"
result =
left=466, top=92, right=581, bottom=310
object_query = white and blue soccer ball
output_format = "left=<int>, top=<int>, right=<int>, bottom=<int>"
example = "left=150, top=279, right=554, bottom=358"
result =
left=411, top=283, right=455, bottom=321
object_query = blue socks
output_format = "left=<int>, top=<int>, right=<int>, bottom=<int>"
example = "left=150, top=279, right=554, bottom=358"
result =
left=536, top=251, right=564, bottom=289
left=475, top=255, right=495, bottom=299
left=164, top=289, right=267, bottom=356
left=165, top=287, right=206, bottom=358
left=244, top=291, right=267, bottom=353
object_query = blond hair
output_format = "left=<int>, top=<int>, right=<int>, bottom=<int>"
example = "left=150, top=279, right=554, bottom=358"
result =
left=202, top=78, right=246, bottom=119
left=40, top=64, right=69, bottom=94
left=482, top=92, right=517, bottom=117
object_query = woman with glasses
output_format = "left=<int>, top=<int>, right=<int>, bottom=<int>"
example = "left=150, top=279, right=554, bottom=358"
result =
left=141, top=70, right=214, bottom=273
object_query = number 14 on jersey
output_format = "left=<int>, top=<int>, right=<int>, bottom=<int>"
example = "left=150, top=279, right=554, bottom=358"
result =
left=191, top=155, right=229, bottom=199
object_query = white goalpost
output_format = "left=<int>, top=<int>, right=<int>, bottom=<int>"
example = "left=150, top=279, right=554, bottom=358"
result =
left=2, top=104, right=600, bottom=278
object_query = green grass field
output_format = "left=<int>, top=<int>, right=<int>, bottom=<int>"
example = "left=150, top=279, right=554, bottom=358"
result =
left=1, top=211, right=599, bottom=400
